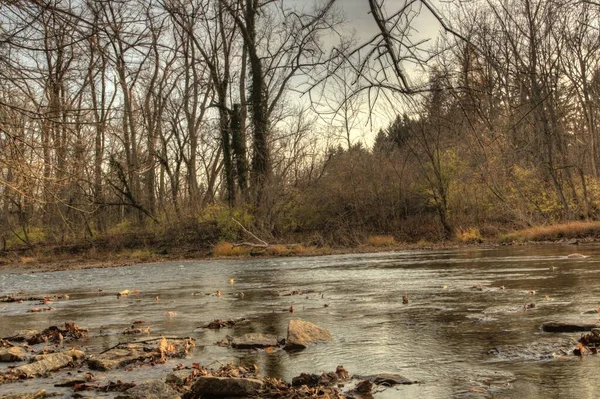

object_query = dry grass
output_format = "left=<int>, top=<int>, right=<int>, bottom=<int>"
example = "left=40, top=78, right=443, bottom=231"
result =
left=502, top=221, right=600, bottom=242
left=367, top=235, right=396, bottom=247
left=212, top=241, right=251, bottom=257
left=20, top=256, right=37, bottom=264
left=456, top=228, right=483, bottom=243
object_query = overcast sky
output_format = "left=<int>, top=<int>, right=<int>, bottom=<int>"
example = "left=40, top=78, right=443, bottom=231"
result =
left=324, top=1, right=448, bottom=142
left=285, top=1, right=451, bottom=145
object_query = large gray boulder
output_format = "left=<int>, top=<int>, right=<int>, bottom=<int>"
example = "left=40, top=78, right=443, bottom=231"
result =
left=191, top=376, right=263, bottom=397
left=231, top=333, right=278, bottom=349
left=284, top=320, right=332, bottom=350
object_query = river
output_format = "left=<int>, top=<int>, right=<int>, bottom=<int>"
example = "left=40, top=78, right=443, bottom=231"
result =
left=2, top=244, right=600, bottom=398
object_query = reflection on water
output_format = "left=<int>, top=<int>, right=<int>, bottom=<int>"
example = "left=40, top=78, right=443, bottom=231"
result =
left=2, top=245, right=600, bottom=397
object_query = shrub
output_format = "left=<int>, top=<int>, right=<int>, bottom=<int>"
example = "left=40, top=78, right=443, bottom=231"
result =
left=456, top=228, right=483, bottom=243
left=212, top=241, right=251, bottom=257
left=503, top=221, right=600, bottom=242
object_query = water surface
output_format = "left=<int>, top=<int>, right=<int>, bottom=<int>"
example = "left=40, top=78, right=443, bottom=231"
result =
left=2, top=244, right=600, bottom=398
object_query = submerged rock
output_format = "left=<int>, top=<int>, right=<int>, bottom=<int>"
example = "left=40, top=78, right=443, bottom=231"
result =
left=541, top=322, right=599, bottom=332
left=116, top=380, right=181, bottom=399
left=231, top=333, right=278, bottom=349
left=191, top=376, right=263, bottom=397
left=0, top=347, right=28, bottom=362
left=359, top=373, right=418, bottom=386
left=284, top=320, right=332, bottom=350
left=11, top=349, right=84, bottom=378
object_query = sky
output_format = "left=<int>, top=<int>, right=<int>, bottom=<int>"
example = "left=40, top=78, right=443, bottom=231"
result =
left=292, top=0, right=450, bottom=145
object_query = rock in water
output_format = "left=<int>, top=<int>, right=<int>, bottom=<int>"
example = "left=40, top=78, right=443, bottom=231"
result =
left=0, top=347, right=28, bottom=362
left=11, top=349, right=84, bottom=378
left=362, top=373, right=417, bottom=385
left=191, top=376, right=263, bottom=397
left=231, top=333, right=278, bottom=349
left=116, top=380, right=181, bottom=399
left=285, top=320, right=332, bottom=350
left=541, top=321, right=599, bottom=333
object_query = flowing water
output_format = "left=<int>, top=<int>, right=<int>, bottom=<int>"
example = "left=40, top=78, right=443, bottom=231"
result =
left=2, top=244, right=600, bottom=398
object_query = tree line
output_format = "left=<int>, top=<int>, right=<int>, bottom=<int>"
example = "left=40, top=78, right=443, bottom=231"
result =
left=1, top=0, right=599, bottom=249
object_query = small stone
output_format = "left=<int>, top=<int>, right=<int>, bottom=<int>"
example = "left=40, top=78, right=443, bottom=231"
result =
left=365, top=373, right=417, bottom=385
left=3, top=330, right=39, bottom=343
left=0, top=347, right=28, bottom=362
left=191, top=376, right=263, bottom=397
left=285, top=320, right=332, bottom=350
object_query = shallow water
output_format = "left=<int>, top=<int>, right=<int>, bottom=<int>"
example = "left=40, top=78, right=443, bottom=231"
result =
left=2, top=244, right=600, bottom=398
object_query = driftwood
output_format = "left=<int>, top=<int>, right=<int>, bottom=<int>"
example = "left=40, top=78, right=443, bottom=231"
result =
left=232, top=218, right=268, bottom=248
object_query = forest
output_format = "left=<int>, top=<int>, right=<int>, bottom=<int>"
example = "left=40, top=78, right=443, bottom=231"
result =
left=2, top=0, right=600, bottom=258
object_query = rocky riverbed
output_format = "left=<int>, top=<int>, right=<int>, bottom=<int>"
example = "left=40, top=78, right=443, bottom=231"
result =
left=0, top=315, right=417, bottom=398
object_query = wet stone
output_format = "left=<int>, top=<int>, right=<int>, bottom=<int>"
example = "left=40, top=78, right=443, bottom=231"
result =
left=191, top=376, right=263, bottom=397
left=285, top=320, right=332, bottom=350
left=3, top=330, right=39, bottom=343
left=0, top=347, right=28, bottom=362
left=231, top=333, right=278, bottom=349
left=361, top=373, right=417, bottom=386
left=116, top=379, right=181, bottom=399
left=11, top=349, right=84, bottom=378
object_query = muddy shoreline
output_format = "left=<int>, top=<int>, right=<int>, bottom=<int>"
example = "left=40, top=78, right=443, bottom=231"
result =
left=2, top=238, right=577, bottom=274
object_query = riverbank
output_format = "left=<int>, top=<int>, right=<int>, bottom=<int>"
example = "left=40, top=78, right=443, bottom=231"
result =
left=2, top=220, right=599, bottom=273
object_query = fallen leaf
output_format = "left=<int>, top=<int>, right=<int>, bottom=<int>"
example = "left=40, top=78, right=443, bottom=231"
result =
left=230, top=278, right=235, bottom=284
